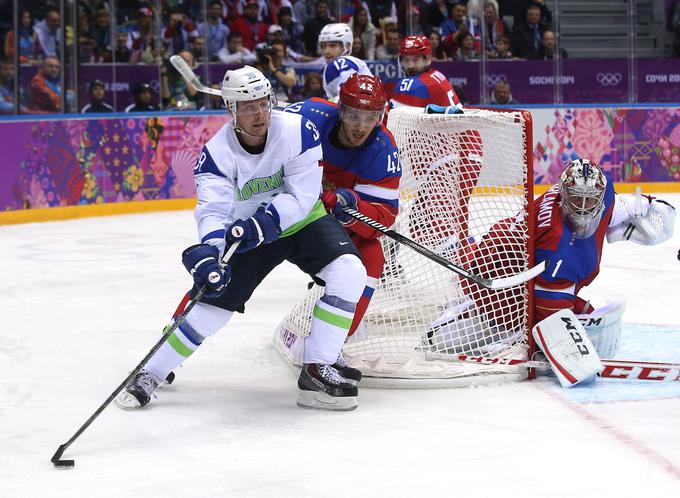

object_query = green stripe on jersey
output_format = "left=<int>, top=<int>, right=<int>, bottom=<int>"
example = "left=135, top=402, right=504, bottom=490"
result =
left=312, top=304, right=352, bottom=330
left=280, top=201, right=327, bottom=238
left=167, top=332, right=194, bottom=358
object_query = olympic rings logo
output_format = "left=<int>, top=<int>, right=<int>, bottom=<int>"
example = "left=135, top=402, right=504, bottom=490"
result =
left=485, top=73, right=507, bottom=87
left=596, top=72, right=622, bottom=86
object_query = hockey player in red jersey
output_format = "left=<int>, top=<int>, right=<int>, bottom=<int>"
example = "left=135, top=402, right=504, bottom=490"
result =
left=283, top=74, right=400, bottom=379
left=390, top=35, right=461, bottom=110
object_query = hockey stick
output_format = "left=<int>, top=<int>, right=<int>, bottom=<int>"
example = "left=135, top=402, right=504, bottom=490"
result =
left=342, top=207, right=546, bottom=289
left=50, top=242, right=239, bottom=469
left=169, top=54, right=221, bottom=96
left=431, top=353, right=680, bottom=381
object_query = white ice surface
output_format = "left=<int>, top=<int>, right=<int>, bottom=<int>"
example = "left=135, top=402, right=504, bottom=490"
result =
left=1, top=197, right=679, bottom=498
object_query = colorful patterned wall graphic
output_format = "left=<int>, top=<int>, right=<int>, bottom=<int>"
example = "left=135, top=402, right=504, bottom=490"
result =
left=1, top=107, right=679, bottom=213
left=532, top=107, right=680, bottom=184
left=1, top=115, right=225, bottom=211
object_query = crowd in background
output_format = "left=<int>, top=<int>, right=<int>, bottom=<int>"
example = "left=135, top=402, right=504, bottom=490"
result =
left=0, top=0, right=677, bottom=114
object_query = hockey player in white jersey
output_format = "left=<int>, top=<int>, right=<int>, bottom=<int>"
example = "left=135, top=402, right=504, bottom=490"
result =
left=115, top=66, right=367, bottom=411
left=319, top=23, right=372, bottom=101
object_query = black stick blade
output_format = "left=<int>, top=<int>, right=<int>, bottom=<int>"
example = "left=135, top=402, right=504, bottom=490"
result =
left=51, top=444, right=75, bottom=469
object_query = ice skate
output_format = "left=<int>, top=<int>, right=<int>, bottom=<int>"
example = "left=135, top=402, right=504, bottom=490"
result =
left=115, top=370, right=160, bottom=409
left=333, top=352, right=362, bottom=385
left=297, top=363, right=358, bottom=411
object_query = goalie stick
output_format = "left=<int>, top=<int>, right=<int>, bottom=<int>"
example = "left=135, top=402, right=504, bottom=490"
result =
left=50, top=242, right=240, bottom=469
left=430, top=353, right=680, bottom=381
left=342, top=207, right=546, bottom=290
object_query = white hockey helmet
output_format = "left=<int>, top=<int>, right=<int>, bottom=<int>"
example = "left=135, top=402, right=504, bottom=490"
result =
left=221, top=65, right=275, bottom=114
left=318, top=23, right=353, bottom=56
left=559, top=159, right=607, bottom=239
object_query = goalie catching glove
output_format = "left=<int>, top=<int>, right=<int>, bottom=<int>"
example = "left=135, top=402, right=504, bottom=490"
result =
left=182, top=244, right=231, bottom=298
left=532, top=309, right=604, bottom=388
left=607, top=192, right=676, bottom=245
left=226, top=205, right=282, bottom=253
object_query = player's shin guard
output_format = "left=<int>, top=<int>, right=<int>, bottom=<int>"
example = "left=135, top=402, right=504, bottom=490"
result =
left=143, top=320, right=203, bottom=385
left=348, top=277, right=378, bottom=336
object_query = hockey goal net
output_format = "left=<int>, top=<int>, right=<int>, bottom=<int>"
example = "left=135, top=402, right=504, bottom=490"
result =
left=274, top=107, right=536, bottom=385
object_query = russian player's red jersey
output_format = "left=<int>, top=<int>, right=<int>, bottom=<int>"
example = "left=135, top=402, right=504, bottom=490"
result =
left=390, top=68, right=460, bottom=108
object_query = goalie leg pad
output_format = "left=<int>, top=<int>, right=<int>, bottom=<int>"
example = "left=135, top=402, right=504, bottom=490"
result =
left=577, top=300, right=625, bottom=358
left=532, top=309, right=604, bottom=388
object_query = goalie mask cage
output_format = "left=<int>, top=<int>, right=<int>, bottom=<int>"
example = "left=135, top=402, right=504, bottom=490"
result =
left=274, top=107, right=536, bottom=386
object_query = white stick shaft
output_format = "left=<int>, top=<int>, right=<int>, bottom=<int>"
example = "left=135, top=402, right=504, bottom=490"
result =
left=169, top=55, right=221, bottom=96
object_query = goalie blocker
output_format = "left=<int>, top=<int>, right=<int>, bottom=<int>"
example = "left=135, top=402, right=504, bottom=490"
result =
left=532, top=309, right=604, bottom=388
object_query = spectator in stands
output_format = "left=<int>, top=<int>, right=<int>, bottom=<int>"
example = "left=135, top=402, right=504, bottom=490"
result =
left=455, top=31, right=479, bottom=61
left=0, top=60, right=15, bottom=114
left=182, top=0, right=204, bottom=23
left=33, top=7, right=62, bottom=58
left=517, top=0, right=552, bottom=28
left=351, top=35, right=367, bottom=60
left=429, top=31, right=449, bottom=61
left=130, top=6, right=159, bottom=64
left=201, top=83, right=225, bottom=110
left=297, top=72, right=325, bottom=100
left=365, top=0, right=397, bottom=29
left=230, top=0, right=268, bottom=51
left=81, top=80, right=114, bottom=113
left=482, top=0, right=511, bottom=58
left=254, top=39, right=295, bottom=102
left=424, top=0, right=449, bottom=30
left=375, top=28, right=400, bottom=60
left=161, top=50, right=202, bottom=110
left=90, top=7, right=113, bottom=61
left=191, top=36, right=208, bottom=62
left=163, top=6, right=199, bottom=55
left=348, top=7, right=376, bottom=60
left=539, top=29, right=567, bottom=59
left=400, top=6, right=431, bottom=38
left=110, top=28, right=133, bottom=62
left=30, top=56, right=61, bottom=113
left=511, top=3, right=546, bottom=59
left=490, top=80, right=517, bottom=105
left=303, top=1, right=333, bottom=56
left=125, top=83, right=159, bottom=112
left=440, top=2, right=470, bottom=39
left=198, top=0, right=230, bottom=61
left=493, top=35, right=513, bottom=59
left=278, top=6, right=304, bottom=55
left=4, top=10, right=38, bottom=63
left=217, top=31, right=256, bottom=65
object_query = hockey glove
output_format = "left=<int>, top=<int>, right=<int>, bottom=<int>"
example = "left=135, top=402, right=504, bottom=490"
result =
left=226, top=205, right=282, bottom=253
left=181, top=243, right=231, bottom=299
left=322, top=188, right=359, bottom=224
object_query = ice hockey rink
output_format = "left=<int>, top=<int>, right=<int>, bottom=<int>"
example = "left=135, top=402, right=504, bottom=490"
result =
left=1, top=196, right=679, bottom=498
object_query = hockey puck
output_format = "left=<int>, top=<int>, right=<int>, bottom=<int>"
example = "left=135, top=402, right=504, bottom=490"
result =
left=677, top=249, right=680, bottom=261
left=53, top=459, right=75, bottom=469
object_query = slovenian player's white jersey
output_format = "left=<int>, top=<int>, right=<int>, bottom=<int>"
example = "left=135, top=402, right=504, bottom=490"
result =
left=323, top=55, right=372, bottom=101
left=192, top=109, right=323, bottom=252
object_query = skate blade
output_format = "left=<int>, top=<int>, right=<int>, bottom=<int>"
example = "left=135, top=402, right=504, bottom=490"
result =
left=114, top=391, right=143, bottom=410
left=296, top=390, right=358, bottom=411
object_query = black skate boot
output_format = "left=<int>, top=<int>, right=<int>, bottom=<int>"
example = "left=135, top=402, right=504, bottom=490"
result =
left=333, top=353, right=362, bottom=385
left=297, top=363, right=358, bottom=411
left=115, top=370, right=160, bottom=409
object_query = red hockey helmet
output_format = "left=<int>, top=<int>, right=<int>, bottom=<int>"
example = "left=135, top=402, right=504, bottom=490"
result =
left=400, top=35, right=431, bottom=57
left=338, top=73, right=387, bottom=112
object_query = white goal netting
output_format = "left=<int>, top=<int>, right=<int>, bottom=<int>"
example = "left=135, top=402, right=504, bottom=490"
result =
left=274, top=107, right=535, bottom=385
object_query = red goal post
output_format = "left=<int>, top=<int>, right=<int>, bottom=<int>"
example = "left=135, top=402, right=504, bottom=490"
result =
left=274, top=106, right=537, bottom=386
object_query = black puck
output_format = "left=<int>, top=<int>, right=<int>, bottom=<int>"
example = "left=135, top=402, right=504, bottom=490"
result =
left=677, top=249, right=680, bottom=261
left=54, top=459, right=75, bottom=469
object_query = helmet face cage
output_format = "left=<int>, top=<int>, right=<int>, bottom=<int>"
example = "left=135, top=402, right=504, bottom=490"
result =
left=559, top=159, right=607, bottom=239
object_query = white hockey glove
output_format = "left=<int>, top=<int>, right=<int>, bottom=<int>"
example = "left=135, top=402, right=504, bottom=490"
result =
left=532, top=309, right=604, bottom=388
left=607, top=191, right=676, bottom=245
left=577, top=300, right=625, bottom=358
